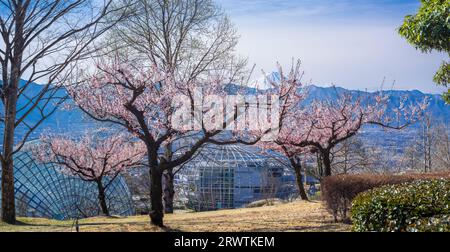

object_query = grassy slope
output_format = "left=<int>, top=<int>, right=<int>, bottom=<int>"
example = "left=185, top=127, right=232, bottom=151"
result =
left=0, top=201, right=350, bottom=232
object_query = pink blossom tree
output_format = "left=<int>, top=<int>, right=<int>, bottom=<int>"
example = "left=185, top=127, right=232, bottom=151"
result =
left=294, top=92, right=426, bottom=177
left=267, top=86, right=428, bottom=195
left=67, top=57, right=267, bottom=226
left=256, top=61, right=310, bottom=200
left=255, top=60, right=428, bottom=200
left=33, top=133, right=146, bottom=216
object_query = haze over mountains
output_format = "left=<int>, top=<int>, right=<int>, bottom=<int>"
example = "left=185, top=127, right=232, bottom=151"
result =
left=1, top=80, right=449, bottom=145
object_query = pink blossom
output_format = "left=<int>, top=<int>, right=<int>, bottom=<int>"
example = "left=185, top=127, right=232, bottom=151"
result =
left=32, top=133, right=146, bottom=181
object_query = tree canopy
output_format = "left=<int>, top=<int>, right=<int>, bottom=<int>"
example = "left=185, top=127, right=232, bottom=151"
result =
left=399, top=0, right=450, bottom=103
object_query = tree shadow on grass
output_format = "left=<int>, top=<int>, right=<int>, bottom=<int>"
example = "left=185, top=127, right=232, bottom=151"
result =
left=161, top=226, right=183, bottom=232
left=76, top=221, right=183, bottom=232
left=13, top=220, right=71, bottom=228
left=8, top=219, right=183, bottom=232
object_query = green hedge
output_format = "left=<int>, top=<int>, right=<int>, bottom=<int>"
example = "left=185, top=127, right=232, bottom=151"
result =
left=351, top=179, right=450, bottom=232
left=321, top=172, right=450, bottom=222
left=406, top=215, right=450, bottom=232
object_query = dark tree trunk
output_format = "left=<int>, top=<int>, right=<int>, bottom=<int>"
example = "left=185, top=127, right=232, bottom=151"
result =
left=322, top=150, right=332, bottom=177
left=163, top=168, right=175, bottom=214
left=1, top=79, right=20, bottom=225
left=1, top=159, right=16, bottom=224
left=293, top=165, right=309, bottom=201
left=96, top=180, right=109, bottom=216
left=149, top=164, right=164, bottom=227
left=1, top=3, right=25, bottom=225
left=285, top=153, right=309, bottom=201
left=315, top=152, right=324, bottom=177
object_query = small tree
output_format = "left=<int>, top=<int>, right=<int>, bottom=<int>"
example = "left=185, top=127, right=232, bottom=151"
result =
left=33, top=132, right=145, bottom=216
left=399, top=0, right=450, bottom=103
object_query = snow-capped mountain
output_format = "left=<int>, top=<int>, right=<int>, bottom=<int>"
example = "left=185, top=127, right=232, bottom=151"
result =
left=249, top=71, right=282, bottom=90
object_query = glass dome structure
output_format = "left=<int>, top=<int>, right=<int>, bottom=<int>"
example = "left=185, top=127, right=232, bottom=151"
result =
left=0, top=152, right=135, bottom=220
left=175, top=144, right=298, bottom=211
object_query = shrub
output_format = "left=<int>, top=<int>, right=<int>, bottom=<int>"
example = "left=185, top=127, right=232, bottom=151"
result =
left=406, top=215, right=450, bottom=232
left=321, top=172, right=450, bottom=222
left=351, top=179, right=450, bottom=232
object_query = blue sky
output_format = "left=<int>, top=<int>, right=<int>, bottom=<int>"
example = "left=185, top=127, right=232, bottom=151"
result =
left=216, top=0, right=448, bottom=93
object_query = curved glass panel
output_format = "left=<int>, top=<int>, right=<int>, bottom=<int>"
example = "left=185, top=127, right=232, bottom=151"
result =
left=175, top=144, right=298, bottom=211
left=0, top=152, right=134, bottom=220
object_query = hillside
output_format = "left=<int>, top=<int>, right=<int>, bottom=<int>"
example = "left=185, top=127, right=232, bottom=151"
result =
left=0, top=201, right=350, bottom=232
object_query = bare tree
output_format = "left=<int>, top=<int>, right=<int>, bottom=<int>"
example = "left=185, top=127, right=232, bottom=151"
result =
left=432, top=123, right=450, bottom=170
left=402, top=143, right=422, bottom=171
left=400, top=118, right=450, bottom=172
left=109, top=0, right=246, bottom=82
left=331, top=137, right=373, bottom=174
left=419, top=114, right=433, bottom=172
left=0, top=0, right=130, bottom=224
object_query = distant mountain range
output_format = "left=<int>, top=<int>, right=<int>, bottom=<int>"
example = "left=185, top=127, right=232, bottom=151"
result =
left=250, top=71, right=449, bottom=124
left=305, top=85, right=450, bottom=124
left=0, top=81, right=95, bottom=144
left=0, top=80, right=449, bottom=145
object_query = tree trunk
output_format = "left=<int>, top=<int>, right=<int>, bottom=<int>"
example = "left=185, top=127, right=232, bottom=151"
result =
left=343, top=149, right=348, bottom=174
left=1, top=159, right=16, bottom=224
left=322, top=150, right=332, bottom=177
left=96, top=180, right=109, bottom=216
left=1, top=82, right=20, bottom=225
left=293, top=165, right=309, bottom=200
left=149, top=156, right=164, bottom=227
left=163, top=168, right=175, bottom=214
left=1, top=3, right=25, bottom=224
left=316, top=152, right=324, bottom=177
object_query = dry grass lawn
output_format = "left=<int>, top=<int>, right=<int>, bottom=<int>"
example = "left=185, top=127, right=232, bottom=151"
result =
left=0, top=200, right=350, bottom=232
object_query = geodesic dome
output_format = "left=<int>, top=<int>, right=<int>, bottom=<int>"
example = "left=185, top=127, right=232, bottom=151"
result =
left=175, top=144, right=298, bottom=211
left=0, top=152, right=134, bottom=220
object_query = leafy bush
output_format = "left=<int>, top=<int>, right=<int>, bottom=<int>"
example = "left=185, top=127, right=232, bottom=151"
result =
left=351, top=179, right=450, bottom=232
left=406, top=215, right=450, bottom=232
left=321, top=172, right=450, bottom=222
